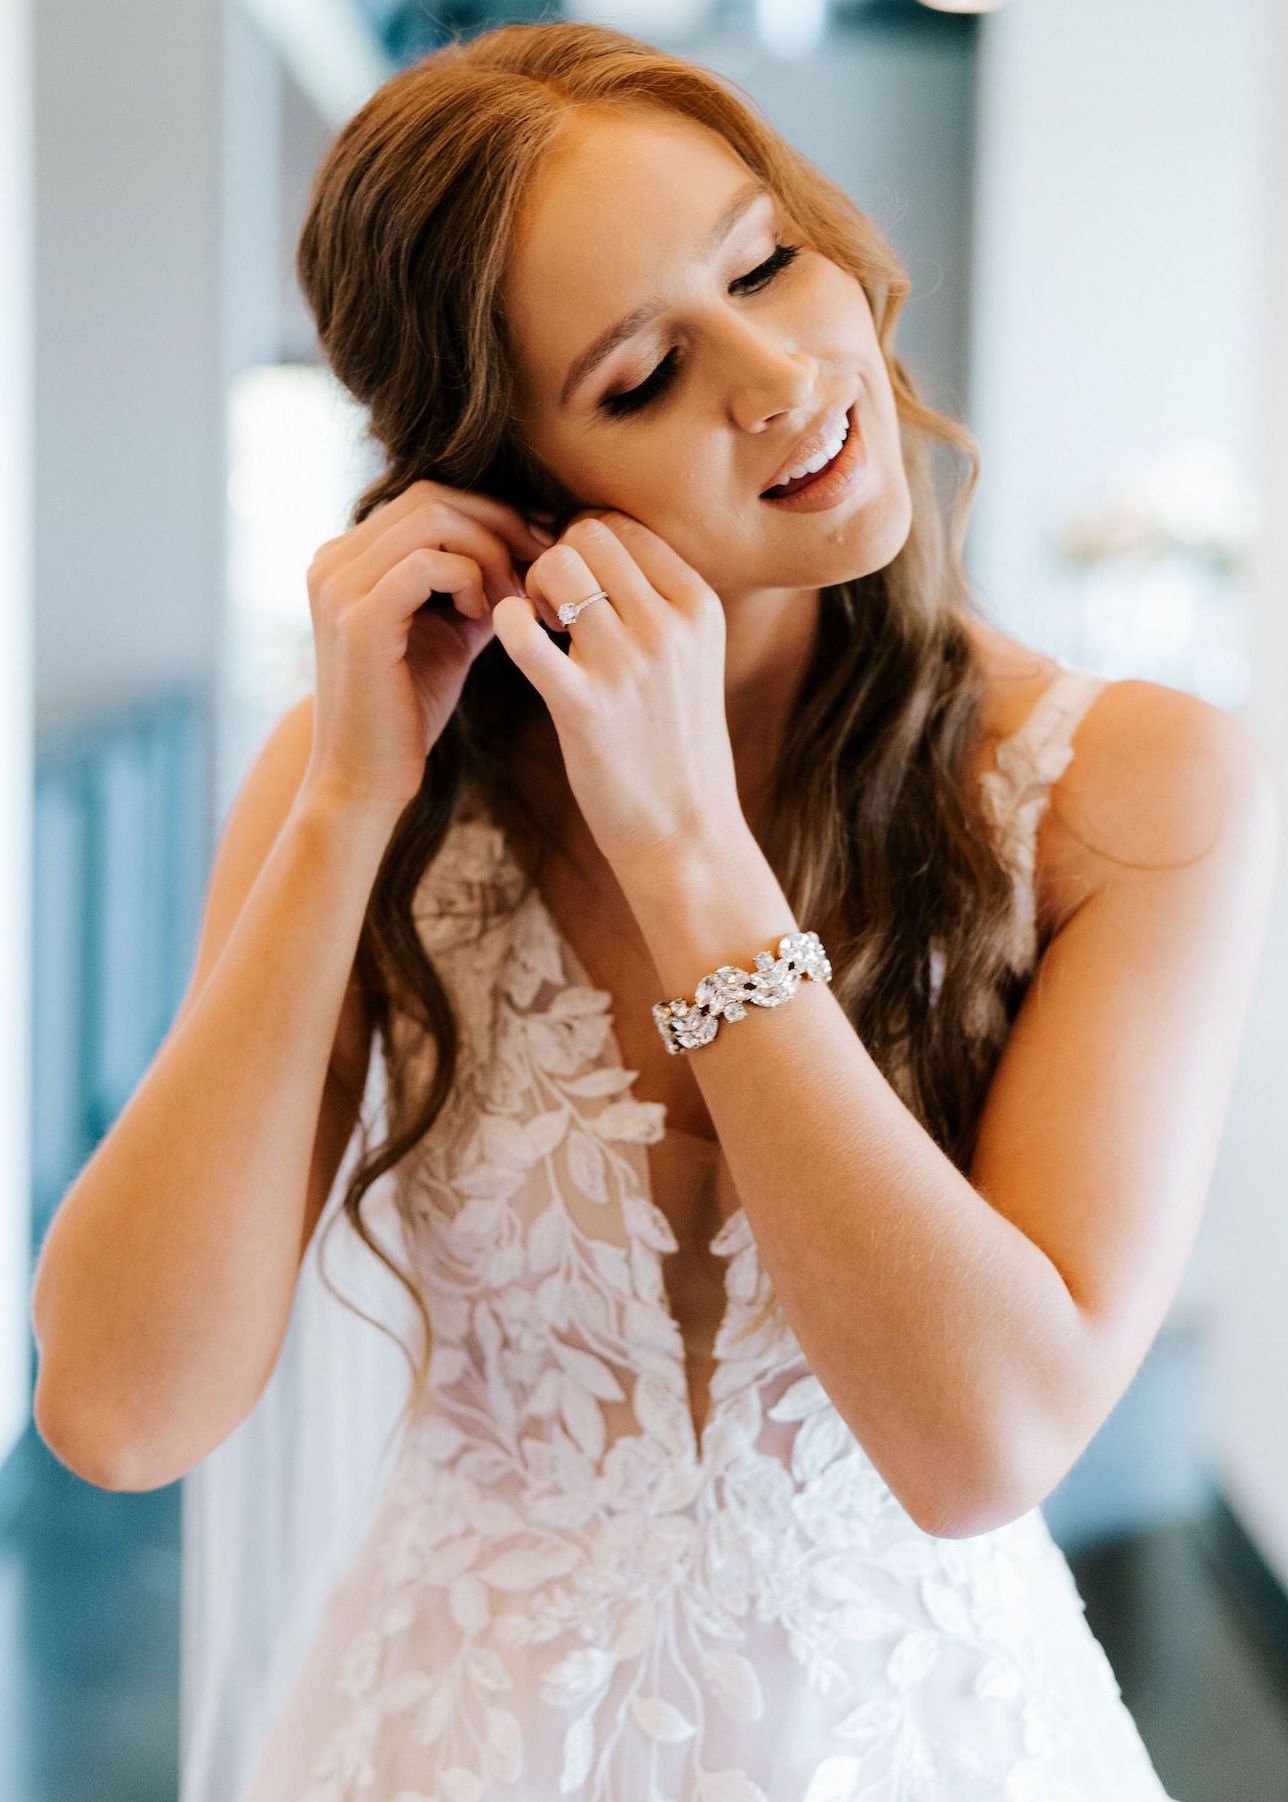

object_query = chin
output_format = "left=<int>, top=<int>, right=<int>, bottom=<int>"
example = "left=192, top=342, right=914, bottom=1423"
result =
left=843, top=479, right=914, bottom=578
left=772, top=479, right=914, bottom=589
left=861, top=486, right=915, bottom=575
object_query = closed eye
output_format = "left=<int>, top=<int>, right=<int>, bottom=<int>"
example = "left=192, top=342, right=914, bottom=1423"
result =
left=599, top=241, right=803, bottom=419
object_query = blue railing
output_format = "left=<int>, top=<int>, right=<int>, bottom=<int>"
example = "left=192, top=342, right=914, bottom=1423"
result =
left=30, top=690, right=211, bottom=1276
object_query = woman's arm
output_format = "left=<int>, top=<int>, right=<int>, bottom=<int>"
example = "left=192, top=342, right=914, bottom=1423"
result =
left=30, top=699, right=398, bottom=1491
left=613, top=679, right=1280, bottom=1537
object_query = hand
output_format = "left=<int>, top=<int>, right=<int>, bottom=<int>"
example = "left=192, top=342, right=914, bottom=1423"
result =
left=300, top=479, right=555, bottom=817
left=488, top=510, right=746, bottom=875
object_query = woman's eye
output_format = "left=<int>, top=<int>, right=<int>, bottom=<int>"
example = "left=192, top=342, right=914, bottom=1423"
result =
left=599, top=241, right=804, bottom=419
left=730, top=240, right=802, bottom=295
left=601, top=347, right=682, bottom=419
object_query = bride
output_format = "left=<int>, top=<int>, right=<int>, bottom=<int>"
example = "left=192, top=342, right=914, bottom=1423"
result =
left=31, top=19, right=1276, bottom=1802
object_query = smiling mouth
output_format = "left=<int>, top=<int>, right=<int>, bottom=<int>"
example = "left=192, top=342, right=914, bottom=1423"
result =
left=758, top=400, right=867, bottom=508
left=761, top=427, right=848, bottom=499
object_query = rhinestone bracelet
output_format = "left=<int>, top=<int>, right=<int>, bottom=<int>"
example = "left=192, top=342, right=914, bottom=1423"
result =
left=651, top=930, right=833, bottom=1055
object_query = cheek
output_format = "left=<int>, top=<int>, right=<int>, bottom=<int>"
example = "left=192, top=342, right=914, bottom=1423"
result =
left=808, top=264, right=875, bottom=341
left=605, top=428, right=713, bottom=507
left=528, top=426, right=633, bottom=508
left=541, top=430, right=690, bottom=524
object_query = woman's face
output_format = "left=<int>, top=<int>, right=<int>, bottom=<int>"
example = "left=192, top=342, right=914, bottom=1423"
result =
left=503, top=104, right=913, bottom=603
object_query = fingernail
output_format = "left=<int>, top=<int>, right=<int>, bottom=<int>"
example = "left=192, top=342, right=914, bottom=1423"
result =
left=527, top=521, right=556, bottom=546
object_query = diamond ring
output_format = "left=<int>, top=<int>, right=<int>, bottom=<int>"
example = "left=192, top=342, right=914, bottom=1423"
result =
left=556, top=588, right=611, bottom=627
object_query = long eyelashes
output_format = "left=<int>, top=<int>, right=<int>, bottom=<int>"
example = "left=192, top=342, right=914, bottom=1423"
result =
left=599, top=241, right=804, bottom=418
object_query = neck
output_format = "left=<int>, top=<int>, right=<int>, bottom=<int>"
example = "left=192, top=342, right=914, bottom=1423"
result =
left=720, top=582, right=821, bottom=820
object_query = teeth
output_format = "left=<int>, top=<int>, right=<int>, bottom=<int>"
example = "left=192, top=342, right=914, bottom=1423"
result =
left=778, top=414, right=849, bottom=484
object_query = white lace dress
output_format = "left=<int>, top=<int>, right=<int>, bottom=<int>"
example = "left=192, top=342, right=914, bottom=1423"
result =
left=240, top=662, right=1182, bottom=1802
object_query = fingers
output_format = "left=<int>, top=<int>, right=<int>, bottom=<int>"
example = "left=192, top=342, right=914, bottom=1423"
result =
left=399, top=479, right=555, bottom=563
left=522, top=543, right=613, bottom=652
left=357, top=547, right=490, bottom=628
left=490, top=593, right=585, bottom=712
left=450, top=485, right=558, bottom=560
left=523, top=518, right=668, bottom=658
left=576, top=512, right=713, bottom=617
left=344, top=505, right=525, bottom=615
left=315, top=480, right=552, bottom=581
left=312, top=481, right=571, bottom=630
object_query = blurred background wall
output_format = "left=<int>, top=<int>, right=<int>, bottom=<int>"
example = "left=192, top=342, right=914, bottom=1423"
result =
left=1, top=0, right=36, bottom=1488
left=4, top=2, right=1287, bottom=1797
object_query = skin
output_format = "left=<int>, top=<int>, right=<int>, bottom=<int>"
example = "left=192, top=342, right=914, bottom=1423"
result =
left=502, top=102, right=914, bottom=818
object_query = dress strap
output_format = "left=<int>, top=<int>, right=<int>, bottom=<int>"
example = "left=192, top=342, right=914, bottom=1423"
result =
left=980, top=660, right=1112, bottom=966
left=999, top=661, right=1112, bottom=793
left=994, top=659, right=1116, bottom=800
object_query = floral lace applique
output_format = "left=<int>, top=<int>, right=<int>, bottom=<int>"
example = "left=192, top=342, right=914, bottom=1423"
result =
left=282, top=667, right=1177, bottom=1802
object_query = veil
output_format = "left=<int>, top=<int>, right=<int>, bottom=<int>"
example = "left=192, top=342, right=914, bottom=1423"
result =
left=177, top=1033, right=422, bottom=1802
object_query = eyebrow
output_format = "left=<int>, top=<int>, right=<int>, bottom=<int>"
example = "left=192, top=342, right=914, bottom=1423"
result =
left=558, top=178, right=772, bottom=408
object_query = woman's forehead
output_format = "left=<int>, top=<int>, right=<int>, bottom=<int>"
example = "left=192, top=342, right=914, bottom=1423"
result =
left=505, top=109, right=766, bottom=396
left=518, top=106, right=753, bottom=257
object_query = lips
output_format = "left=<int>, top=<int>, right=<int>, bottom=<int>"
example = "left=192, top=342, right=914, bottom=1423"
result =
left=758, top=399, right=869, bottom=513
left=762, top=436, right=847, bottom=499
left=760, top=399, right=852, bottom=497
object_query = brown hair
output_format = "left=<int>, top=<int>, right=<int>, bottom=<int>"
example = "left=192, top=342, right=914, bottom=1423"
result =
left=294, top=20, right=1027, bottom=1447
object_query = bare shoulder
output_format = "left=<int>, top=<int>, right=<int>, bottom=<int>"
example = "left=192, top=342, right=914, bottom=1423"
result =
left=964, top=618, right=1279, bottom=937
left=1038, top=671, right=1280, bottom=938
left=964, top=661, right=1279, bottom=1503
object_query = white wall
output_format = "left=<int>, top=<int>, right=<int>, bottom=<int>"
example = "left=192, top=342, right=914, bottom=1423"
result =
left=34, top=0, right=228, bottom=734
left=1207, top=0, right=1288, bottom=1590
left=1, top=0, right=36, bottom=1467
left=967, top=0, right=1262, bottom=640
left=968, top=0, right=1286, bottom=1576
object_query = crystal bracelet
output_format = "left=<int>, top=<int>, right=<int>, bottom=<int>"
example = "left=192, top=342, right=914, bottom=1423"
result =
left=651, top=929, right=833, bottom=1055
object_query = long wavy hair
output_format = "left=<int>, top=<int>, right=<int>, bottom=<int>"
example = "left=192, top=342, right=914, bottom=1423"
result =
left=295, top=19, right=1032, bottom=1441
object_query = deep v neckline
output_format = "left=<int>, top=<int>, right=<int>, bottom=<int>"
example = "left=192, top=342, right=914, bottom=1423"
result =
left=472, top=655, right=1081, bottom=1208
left=521, top=867, right=742, bottom=1455
left=483, top=806, right=744, bottom=1243
left=474, top=794, right=748, bottom=1458
left=466, top=659, right=1089, bottom=1459
left=512, top=841, right=745, bottom=1234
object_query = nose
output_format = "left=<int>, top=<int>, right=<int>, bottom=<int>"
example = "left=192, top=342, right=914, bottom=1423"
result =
left=716, top=313, right=818, bottom=432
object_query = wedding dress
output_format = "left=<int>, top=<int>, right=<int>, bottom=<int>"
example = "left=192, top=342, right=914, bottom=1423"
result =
left=180, top=659, right=1183, bottom=1802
